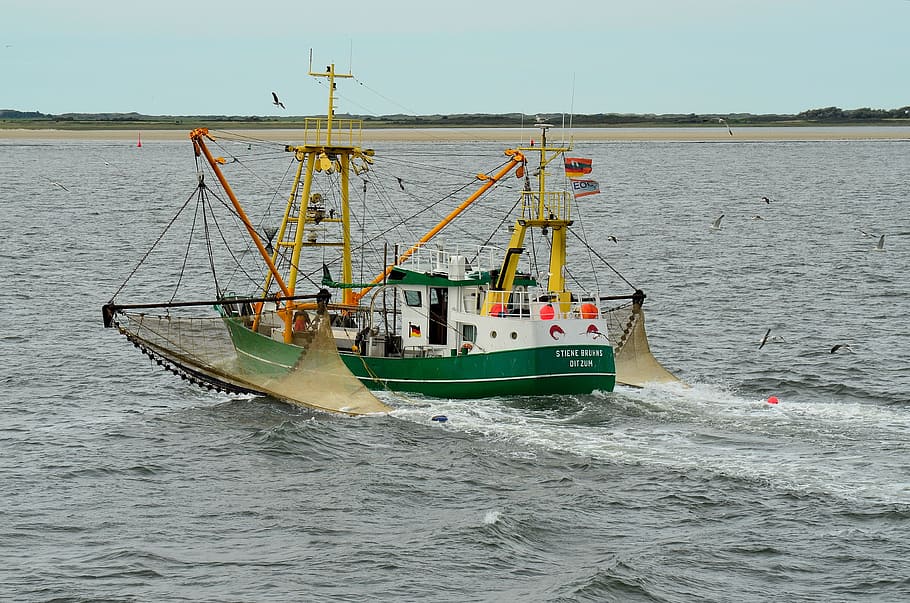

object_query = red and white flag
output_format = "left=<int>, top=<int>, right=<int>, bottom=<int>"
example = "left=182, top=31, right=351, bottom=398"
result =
left=570, top=178, right=601, bottom=198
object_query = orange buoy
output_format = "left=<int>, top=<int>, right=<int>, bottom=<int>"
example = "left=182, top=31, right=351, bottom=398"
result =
left=490, top=303, right=505, bottom=317
left=767, top=396, right=779, bottom=405
left=539, top=304, right=555, bottom=320
left=580, top=302, right=598, bottom=318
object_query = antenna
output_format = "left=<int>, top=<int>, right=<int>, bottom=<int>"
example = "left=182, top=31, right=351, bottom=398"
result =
left=567, top=72, right=576, bottom=144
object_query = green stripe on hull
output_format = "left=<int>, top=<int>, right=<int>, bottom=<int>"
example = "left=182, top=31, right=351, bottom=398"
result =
left=341, top=346, right=615, bottom=398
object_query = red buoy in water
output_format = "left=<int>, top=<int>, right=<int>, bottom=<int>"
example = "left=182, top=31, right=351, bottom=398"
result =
left=767, top=396, right=779, bottom=405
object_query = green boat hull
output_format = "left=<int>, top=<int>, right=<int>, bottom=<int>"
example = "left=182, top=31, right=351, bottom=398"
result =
left=222, top=317, right=303, bottom=376
left=223, top=317, right=615, bottom=399
left=340, top=348, right=614, bottom=398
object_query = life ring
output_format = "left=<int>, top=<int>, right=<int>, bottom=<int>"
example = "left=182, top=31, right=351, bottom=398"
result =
left=460, top=342, right=474, bottom=354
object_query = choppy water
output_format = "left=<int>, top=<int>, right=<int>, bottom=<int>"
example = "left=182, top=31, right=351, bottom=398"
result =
left=1, top=129, right=909, bottom=602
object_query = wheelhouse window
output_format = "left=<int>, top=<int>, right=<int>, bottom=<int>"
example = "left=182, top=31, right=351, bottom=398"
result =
left=403, top=290, right=422, bottom=307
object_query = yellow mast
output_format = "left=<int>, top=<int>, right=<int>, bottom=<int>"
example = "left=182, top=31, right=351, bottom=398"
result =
left=192, top=55, right=373, bottom=340
left=286, top=152, right=317, bottom=295
left=483, top=122, right=573, bottom=315
left=264, top=56, right=368, bottom=312
left=301, top=58, right=355, bottom=305
left=532, top=123, right=573, bottom=299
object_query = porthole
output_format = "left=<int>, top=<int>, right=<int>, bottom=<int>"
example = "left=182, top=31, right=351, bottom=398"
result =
left=510, top=332, right=518, bottom=340
left=490, top=331, right=497, bottom=339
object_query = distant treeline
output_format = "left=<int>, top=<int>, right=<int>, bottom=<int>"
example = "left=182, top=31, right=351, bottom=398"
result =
left=2, top=106, right=909, bottom=129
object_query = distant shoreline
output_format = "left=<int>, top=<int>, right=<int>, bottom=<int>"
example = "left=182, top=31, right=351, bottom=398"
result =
left=1, top=126, right=909, bottom=142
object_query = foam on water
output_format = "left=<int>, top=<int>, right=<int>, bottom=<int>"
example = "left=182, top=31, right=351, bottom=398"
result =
left=482, top=510, right=502, bottom=525
left=390, top=380, right=910, bottom=506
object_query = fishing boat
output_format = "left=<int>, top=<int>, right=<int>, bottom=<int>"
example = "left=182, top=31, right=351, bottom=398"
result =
left=103, top=59, right=679, bottom=415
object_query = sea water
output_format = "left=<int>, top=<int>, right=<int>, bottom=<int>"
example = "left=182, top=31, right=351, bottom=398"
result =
left=1, top=130, right=908, bottom=601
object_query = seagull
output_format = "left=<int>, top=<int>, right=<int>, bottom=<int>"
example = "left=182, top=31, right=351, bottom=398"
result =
left=858, top=228, right=875, bottom=237
left=396, top=177, right=405, bottom=190
left=100, top=159, right=127, bottom=177
left=873, top=235, right=885, bottom=251
left=751, top=215, right=764, bottom=221
left=718, top=117, right=733, bottom=136
left=44, top=177, right=69, bottom=192
left=710, top=214, right=724, bottom=231
left=271, top=91, right=285, bottom=109
left=607, top=235, right=618, bottom=243
left=759, top=328, right=771, bottom=350
left=757, top=329, right=785, bottom=348
left=760, top=196, right=772, bottom=204
left=830, top=343, right=853, bottom=354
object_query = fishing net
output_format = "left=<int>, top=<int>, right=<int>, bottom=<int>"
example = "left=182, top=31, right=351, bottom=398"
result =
left=603, top=302, right=681, bottom=388
left=111, top=309, right=391, bottom=416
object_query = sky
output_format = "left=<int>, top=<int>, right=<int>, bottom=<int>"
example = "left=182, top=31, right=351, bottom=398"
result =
left=2, top=0, right=909, bottom=117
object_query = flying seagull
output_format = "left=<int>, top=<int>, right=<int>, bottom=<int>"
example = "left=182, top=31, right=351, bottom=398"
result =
left=830, top=343, right=853, bottom=354
left=710, top=214, right=724, bottom=231
left=44, top=177, right=69, bottom=192
left=396, top=177, right=405, bottom=190
left=759, top=328, right=771, bottom=350
left=718, top=117, right=733, bottom=136
left=607, top=235, right=618, bottom=244
left=874, top=235, right=885, bottom=251
left=271, top=92, right=285, bottom=109
left=760, top=196, right=772, bottom=204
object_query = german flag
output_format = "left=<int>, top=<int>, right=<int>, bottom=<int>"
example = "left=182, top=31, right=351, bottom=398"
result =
left=409, top=323, right=421, bottom=337
left=564, top=157, right=593, bottom=178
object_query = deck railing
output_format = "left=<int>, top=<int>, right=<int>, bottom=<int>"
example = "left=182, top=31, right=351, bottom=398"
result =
left=301, top=118, right=363, bottom=147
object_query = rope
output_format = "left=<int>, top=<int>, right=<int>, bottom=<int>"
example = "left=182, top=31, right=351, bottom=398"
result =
left=170, top=191, right=201, bottom=304
left=301, top=158, right=515, bottom=285
left=108, top=188, right=198, bottom=302
left=566, top=226, right=637, bottom=290
left=471, top=194, right=523, bottom=266
left=200, top=188, right=221, bottom=297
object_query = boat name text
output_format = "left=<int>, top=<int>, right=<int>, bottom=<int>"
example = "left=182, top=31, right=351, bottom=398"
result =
left=554, top=348, right=604, bottom=358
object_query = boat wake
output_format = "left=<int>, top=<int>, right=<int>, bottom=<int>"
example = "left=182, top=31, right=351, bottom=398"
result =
left=387, top=381, right=910, bottom=507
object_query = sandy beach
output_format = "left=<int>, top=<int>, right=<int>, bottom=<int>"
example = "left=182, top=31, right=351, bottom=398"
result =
left=2, top=126, right=909, bottom=143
